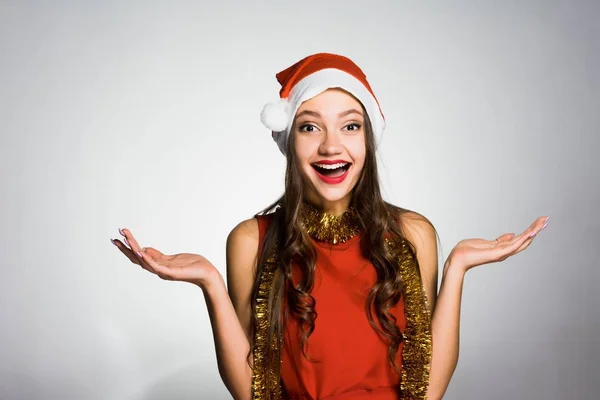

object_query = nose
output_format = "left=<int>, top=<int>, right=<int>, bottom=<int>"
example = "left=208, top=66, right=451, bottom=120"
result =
left=319, top=130, right=343, bottom=155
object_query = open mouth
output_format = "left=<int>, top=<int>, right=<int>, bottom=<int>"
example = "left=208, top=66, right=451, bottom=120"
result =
left=311, top=161, right=352, bottom=178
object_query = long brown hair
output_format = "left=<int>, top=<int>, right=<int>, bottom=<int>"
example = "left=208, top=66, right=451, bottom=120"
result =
left=249, top=101, right=424, bottom=396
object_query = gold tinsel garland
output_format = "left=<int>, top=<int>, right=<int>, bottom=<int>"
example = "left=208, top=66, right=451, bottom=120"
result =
left=300, top=203, right=361, bottom=244
left=251, top=208, right=432, bottom=399
left=251, top=247, right=282, bottom=400
left=387, top=237, right=433, bottom=400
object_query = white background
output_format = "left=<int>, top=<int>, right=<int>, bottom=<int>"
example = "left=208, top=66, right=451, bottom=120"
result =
left=1, top=1, right=598, bottom=399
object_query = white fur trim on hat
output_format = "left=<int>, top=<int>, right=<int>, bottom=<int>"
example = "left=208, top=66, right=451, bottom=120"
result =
left=261, top=68, right=386, bottom=157
left=260, top=98, right=289, bottom=133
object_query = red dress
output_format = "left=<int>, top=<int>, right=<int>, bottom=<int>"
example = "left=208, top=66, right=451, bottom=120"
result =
left=256, top=214, right=407, bottom=400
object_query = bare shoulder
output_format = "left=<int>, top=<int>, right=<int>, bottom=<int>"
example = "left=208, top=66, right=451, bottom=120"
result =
left=397, top=209, right=439, bottom=310
left=226, top=216, right=260, bottom=279
left=398, top=209, right=437, bottom=247
left=227, top=217, right=260, bottom=248
left=226, top=216, right=260, bottom=338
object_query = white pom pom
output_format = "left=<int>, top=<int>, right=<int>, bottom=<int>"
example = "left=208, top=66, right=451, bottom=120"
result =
left=260, top=98, right=290, bottom=132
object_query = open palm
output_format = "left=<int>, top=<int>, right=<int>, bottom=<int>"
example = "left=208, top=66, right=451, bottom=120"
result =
left=449, top=216, right=549, bottom=273
left=111, top=228, right=219, bottom=287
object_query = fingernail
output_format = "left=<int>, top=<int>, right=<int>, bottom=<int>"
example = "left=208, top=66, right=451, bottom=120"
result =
left=541, top=222, right=548, bottom=230
left=124, top=238, right=131, bottom=247
left=110, top=238, right=117, bottom=246
left=119, top=228, right=125, bottom=237
left=529, top=231, right=537, bottom=238
left=136, top=251, right=143, bottom=257
left=545, top=216, right=550, bottom=223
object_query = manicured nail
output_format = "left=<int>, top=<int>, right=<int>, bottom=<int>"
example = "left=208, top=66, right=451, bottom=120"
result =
left=124, top=238, right=130, bottom=247
left=529, top=231, right=537, bottom=238
left=136, top=251, right=143, bottom=257
left=119, top=228, right=125, bottom=237
left=541, top=222, right=548, bottom=230
left=110, top=238, right=117, bottom=246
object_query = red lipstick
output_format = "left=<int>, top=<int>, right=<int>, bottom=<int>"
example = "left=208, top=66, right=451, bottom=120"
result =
left=314, top=168, right=350, bottom=184
left=313, top=159, right=349, bottom=164
left=311, top=160, right=351, bottom=185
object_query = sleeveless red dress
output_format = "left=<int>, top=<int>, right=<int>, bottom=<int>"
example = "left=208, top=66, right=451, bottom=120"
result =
left=256, top=214, right=407, bottom=400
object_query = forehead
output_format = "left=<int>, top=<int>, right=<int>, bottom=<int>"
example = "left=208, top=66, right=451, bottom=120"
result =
left=296, top=88, right=363, bottom=114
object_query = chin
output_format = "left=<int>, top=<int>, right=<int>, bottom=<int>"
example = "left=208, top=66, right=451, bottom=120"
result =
left=312, top=187, right=352, bottom=203
left=305, top=166, right=360, bottom=205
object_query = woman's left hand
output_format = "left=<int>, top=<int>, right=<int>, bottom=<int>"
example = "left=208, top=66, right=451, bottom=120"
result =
left=447, top=216, right=549, bottom=274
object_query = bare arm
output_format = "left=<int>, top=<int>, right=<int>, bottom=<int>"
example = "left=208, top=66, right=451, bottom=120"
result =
left=403, top=213, right=548, bottom=400
left=205, top=218, right=259, bottom=400
left=402, top=213, right=457, bottom=400
left=426, top=261, right=464, bottom=400
left=113, top=220, right=258, bottom=400
left=202, top=273, right=253, bottom=400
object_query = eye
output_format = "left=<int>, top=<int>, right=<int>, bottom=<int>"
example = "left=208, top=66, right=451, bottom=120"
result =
left=344, top=123, right=362, bottom=131
left=299, top=123, right=319, bottom=133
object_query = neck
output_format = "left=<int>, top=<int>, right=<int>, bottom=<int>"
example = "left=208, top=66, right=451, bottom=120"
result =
left=303, top=193, right=352, bottom=216
left=300, top=200, right=361, bottom=244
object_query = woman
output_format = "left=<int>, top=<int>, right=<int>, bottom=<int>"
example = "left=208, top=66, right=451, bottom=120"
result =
left=110, top=53, right=548, bottom=400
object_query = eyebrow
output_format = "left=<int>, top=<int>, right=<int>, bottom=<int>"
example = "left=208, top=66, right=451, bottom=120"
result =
left=295, top=108, right=364, bottom=119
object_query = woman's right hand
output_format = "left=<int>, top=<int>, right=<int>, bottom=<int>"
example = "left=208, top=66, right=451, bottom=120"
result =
left=111, top=228, right=222, bottom=288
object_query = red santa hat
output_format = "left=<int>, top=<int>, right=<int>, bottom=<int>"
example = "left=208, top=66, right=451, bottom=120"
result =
left=260, top=53, right=386, bottom=156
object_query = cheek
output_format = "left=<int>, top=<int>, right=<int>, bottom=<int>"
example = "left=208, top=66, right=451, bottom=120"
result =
left=347, top=139, right=367, bottom=170
left=292, top=143, right=313, bottom=181
left=352, top=157, right=366, bottom=180
left=294, top=137, right=318, bottom=164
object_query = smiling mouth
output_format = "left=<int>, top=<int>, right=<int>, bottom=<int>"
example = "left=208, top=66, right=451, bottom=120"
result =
left=311, top=162, right=352, bottom=178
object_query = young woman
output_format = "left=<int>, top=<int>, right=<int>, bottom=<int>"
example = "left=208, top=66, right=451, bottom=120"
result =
left=111, top=53, right=548, bottom=400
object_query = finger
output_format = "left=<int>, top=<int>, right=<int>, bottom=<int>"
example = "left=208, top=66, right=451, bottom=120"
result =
left=508, top=216, right=548, bottom=244
left=140, top=247, right=176, bottom=278
left=483, top=235, right=511, bottom=250
left=137, top=249, right=176, bottom=280
left=123, top=246, right=155, bottom=273
left=515, top=236, right=535, bottom=254
left=495, top=233, right=515, bottom=243
left=111, top=238, right=140, bottom=264
left=495, top=237, right=533, bottom=261
left=494, top=231, right=533, bottom=260
left=515, top=218, right=548, bottom=253
left=530, top=216, right=549, bottom=232
left=524, top=217, right=549, bottom=239
left=119, top=228, right=156, bottom=273
left=120, top=228, right=143, bottom=255
left=510, top=230, right=534, bottom=250
left=499, top=217, right=548, bottom=257
left=120, top=228, right=142, bottom=250
left=142, top=246, right=167, bottom=260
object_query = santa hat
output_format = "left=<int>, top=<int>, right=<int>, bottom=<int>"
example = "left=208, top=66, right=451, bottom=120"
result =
left=260, top=53, right=386, bottom=156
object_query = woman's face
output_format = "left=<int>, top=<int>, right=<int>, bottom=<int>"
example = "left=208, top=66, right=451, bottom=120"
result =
left=292, top=88, right=366, bottom=213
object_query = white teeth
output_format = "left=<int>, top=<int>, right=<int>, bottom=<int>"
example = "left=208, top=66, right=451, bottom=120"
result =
left=313, top=162, right=349, bottom=170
